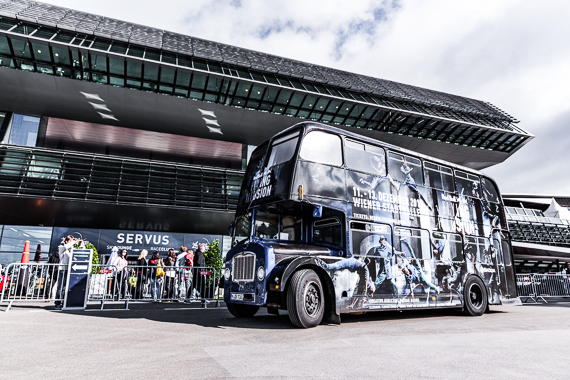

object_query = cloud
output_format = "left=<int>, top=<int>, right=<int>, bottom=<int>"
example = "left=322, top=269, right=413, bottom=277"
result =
left=27, top=0, right=570, bottom=194
left=484, top=108, right=570, bottom=195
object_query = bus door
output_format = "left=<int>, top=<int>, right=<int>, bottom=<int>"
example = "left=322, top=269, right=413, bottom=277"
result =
left=348, top=221, right=397, bottom=309
left=496, top=231, right=517, bottom=298
left=480, top=234, right=501, bottom=304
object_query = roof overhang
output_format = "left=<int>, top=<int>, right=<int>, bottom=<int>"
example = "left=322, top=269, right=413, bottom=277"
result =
left=0, top=68, right=519, bottom=169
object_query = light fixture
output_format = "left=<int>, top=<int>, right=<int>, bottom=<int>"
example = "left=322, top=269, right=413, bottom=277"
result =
left=257, top=91, right=260, bottom=94
left=37, top=50, right=41, bottom=53
left=245, top=89, right=248, bottom=92
left=55, top=53, right=59, bottom=57
left=257, top=266, right=265, bottom=281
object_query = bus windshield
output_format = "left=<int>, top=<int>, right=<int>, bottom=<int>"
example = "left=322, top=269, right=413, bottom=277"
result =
left=255, top=212, right=302, bottom=241
left=232, top=213, right=251, bottom=246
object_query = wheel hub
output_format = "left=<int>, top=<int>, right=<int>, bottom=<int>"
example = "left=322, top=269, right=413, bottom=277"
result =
left=304, top=282, right=320, bottom=317
left=469, top=284, right=483, bottom=308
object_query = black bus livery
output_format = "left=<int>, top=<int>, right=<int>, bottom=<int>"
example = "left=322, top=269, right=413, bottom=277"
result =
left=223, top=122, right=519, bottom=328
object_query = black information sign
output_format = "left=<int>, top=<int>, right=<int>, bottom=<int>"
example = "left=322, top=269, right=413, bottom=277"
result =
left=63, top=249, right=93, bottom=310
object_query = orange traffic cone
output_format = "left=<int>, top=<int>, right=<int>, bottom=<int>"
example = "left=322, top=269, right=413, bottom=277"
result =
left=21, top=240, right=30, bottom=263
left=17, top=240, right=31, bottom=296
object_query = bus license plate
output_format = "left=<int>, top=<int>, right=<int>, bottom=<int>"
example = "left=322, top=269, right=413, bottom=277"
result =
left=231, top=293, right=244, bottom=301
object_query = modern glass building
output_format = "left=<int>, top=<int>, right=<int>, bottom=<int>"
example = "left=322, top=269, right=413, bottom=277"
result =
left=0, top=0, right=533, bottom=264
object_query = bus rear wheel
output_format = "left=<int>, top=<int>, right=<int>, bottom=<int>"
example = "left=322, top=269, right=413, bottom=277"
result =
left=462, top=276, right=487, bottom=316
left=287, top=269, right=325, bottom=328
left=227, top=302, right=260, bottom=318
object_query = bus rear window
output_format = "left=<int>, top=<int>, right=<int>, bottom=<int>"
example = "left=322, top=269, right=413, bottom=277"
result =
left=482, top=177, right=500, bottom=203
left=266, top=131, right=299, bottom=168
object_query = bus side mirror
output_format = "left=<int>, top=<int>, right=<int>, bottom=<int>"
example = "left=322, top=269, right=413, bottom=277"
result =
left=228, top=221, right=235, bottom=236
left=313, top=205, right=322, bottom=218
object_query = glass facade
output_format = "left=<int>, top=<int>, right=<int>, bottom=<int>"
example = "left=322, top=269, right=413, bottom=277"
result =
left=0, top=224, right=231, bottom=266
left=0, top=16, right=530, bottom=153
left=0, top=225, right=52, bottom=264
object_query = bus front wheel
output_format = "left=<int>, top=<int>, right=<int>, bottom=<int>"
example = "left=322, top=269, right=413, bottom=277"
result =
left=462, top=276, right=487, bottom=316
left=227, top=302, right=260, bottom=318
left=287, top=269, right=325, bottom=328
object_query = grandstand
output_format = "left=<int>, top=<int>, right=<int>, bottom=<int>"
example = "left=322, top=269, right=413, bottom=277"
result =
left=504, top=195, right=570, bottom=273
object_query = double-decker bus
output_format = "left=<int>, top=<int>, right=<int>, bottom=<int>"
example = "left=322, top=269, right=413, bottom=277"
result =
left=223, top=122, right=519, bottom=328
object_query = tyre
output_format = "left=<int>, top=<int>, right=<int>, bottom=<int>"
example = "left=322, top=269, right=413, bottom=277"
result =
left=227, top=302, right=260, bottom=318
left=462, top=276, right=487, bottom=316
left=287, top=269, right=325, bottom=328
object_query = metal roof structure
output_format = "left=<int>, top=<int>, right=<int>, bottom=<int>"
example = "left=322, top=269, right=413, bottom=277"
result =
left=0, top=0, right=533, bottom=163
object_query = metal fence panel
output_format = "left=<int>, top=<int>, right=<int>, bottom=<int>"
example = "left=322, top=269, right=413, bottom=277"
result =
left=0, top=262, right=64, bottom=310
left=1, top=262, right=221, bottom=311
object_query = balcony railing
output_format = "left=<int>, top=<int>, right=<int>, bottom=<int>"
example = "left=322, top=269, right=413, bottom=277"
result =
left=0, top=145, right=244, bottom=211
left=507, top=213, right=570, bottom=248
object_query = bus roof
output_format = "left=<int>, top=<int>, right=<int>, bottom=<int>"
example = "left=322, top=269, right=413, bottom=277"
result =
left=268, top=121, right=496, bottom=181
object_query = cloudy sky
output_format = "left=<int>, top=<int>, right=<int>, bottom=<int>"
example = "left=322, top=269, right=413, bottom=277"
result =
left=42, top=0, right=570, bottom=195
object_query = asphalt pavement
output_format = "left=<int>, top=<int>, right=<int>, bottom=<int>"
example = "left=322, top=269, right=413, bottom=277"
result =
left=0, top=300, right=569, bottom=379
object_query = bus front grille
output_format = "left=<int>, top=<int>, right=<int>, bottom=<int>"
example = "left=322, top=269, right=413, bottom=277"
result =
left=232, top=253, right=256, bottom=283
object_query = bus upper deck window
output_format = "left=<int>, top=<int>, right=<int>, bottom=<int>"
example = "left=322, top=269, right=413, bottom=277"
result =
left=388, top=152, right=423, bottom=185
left=299, top=131, right=342, bottom=166
left=344, top=139, right=386, bottom=176
left=455, top=171, right=481, bottom=198
left=266, top=131, right=300, bottom=168
left=424, top=162, right=454, bottom=192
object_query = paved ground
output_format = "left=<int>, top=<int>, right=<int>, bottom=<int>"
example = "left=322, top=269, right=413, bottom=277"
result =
left=1, top=300, right=569, bottom=379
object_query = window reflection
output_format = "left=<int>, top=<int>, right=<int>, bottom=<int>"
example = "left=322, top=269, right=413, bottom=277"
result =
left=2, top=114, right=40, bottom=147
left=0, top=226, right=53, bottom=264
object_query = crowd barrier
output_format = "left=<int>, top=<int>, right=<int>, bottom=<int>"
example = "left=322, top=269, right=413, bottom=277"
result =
left=515, top=273, right=570, bottom=303
left=0, top=262, right=222, bottom=311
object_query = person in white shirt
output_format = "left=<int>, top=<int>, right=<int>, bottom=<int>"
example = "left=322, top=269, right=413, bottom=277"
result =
left=176, top=246, right=188, bottom=297
left=55, top=235, right=80, bottom=309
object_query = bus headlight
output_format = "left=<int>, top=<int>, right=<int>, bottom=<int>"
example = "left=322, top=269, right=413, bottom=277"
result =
left=224, top=268, right=231, bottom=281
left=257, top=266, right=265, bottom=281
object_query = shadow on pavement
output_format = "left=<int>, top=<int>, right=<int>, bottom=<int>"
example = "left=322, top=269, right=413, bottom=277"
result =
left=4, top=300, right=516, bottom=330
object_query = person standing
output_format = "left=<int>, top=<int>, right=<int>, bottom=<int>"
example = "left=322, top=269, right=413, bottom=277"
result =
left=112, top=249, right=129, bottom=299
left=47, top=250, right=60, bottom=300
left=148, top=251, right=163, bottom=301
left=164, top=249, right=177, bottom=300
left=54, top=236, right=76, bottom=310
left=193, top=244, right=206, bottom=299
left=135, top=249, right=148, bottom=299
left=183, top=250, right=194, bottom=303
left=176, top=246, right=188, bottom=298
